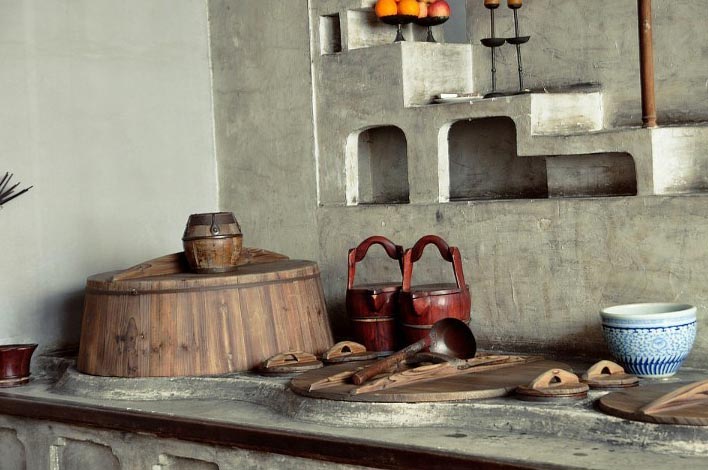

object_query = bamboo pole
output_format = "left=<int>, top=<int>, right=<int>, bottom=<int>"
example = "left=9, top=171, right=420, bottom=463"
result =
left=638, top=0, right=657, bottom=128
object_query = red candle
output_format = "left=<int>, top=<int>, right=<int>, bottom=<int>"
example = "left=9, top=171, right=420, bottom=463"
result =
left=508, top=0, right=522, bottom=8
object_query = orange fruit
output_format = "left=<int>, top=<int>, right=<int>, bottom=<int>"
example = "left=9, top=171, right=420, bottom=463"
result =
left=375, top=0, right=397, bottom=17
left=397, top=0, right=420, bottom=16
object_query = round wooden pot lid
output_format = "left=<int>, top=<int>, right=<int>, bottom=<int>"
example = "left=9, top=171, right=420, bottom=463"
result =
left=258, top=351, right=323, bottom=375
left=581, top=360, right=639, bottom=389
left=322, top=341, right=378, bottom=364
left=291, top=358, right=572, bottom=403
left=599, top=379, right=708, bottom=426
left=515, top=368, right=589, bottom=401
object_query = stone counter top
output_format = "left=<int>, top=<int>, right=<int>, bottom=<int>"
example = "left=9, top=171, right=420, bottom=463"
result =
left=1, top=358, right=707, bottom=469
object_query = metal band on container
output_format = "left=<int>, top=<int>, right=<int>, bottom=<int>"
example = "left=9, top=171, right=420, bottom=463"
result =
left=401, top=323, right=434, bottom=329
left=351, top=316, right=395, bottom=323
left=182, top=233, right=243, bottom=242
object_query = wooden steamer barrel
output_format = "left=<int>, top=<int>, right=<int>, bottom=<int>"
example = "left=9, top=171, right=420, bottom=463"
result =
left=77, top=251, right=334, bottom=377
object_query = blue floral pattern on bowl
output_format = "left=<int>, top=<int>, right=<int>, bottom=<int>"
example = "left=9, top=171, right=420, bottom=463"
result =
left=602, top=322, right=696, bottom=377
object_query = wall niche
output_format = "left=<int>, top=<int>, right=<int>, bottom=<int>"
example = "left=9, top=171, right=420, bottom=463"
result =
left=448, top=117, right=548, bottom=200
left=545, top=153, right=637, bottom=198
left=348, top=125, right=410, bottom=205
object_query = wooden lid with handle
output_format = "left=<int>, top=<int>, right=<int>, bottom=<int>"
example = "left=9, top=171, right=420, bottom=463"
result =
left=581, top=360, right=639, bottom=389
left=516, top=368, right=589, bottom=399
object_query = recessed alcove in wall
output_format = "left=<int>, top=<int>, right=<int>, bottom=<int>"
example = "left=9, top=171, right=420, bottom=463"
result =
left=346, top=126, right=410, bottom=205
left=546, top=153, right=637, bottom=198
left=446, top=117, right=548, bottom=201
left=320, top=14, right=342, bottom=54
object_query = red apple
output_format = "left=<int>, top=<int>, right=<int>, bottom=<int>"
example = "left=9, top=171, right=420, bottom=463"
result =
left=428, top=0, right=450, bottom=18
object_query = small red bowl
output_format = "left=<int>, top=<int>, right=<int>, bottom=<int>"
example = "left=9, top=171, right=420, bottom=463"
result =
left=0, top=344, right=38, bottom=387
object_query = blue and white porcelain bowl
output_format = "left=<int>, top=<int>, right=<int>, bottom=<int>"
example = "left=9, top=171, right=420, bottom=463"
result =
left=600, top=303, right=697, bottom=378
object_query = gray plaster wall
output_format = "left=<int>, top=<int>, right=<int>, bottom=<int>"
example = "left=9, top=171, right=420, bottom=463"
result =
left=0, top=0, right=218, bottom=352
left=209, top=0, right=320, bottom=261
left=467, top=0, right=708, bottom=126
left=211, top=1, right=708, bottom=365
left=316, top=196, right=708, bottom=365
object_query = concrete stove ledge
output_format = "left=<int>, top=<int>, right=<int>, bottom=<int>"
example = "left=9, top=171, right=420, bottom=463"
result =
left=0, top=357, right=705, bottom=469
left=47, top=363, right=708, bottom=458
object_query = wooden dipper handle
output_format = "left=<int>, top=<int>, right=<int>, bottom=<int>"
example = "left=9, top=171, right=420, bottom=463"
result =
left=351, top=338, right=428, bottom=385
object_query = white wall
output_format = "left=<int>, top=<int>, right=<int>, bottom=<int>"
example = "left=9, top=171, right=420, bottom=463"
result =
left=0, top=0, right=218, bottom=352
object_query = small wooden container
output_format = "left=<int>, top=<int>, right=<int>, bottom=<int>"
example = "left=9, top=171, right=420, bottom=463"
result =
left=182, top=212, right=243, bottom=273
left=399, top=235, right=471, bottom=345
left=0, top=344, right=38, bottom=387
left=346, top=236, right=404, bottom=356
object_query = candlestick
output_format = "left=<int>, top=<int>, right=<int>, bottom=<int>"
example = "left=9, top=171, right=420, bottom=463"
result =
left=481, top=2, right=506, bottom=98
left=507, top=0, right=522, bottom=8
left=506, top=5, right=530, bottom=93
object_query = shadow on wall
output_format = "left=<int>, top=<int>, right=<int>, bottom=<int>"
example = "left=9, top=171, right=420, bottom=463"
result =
left=449, top=117, right=548, bottom=200
left=51, top=290, right=85, bottom=353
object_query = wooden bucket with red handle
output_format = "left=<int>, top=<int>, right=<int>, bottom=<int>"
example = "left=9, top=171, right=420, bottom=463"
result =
left=399, top=235, right=471, bottom=345
left=346, top=236, right=404, bottom=356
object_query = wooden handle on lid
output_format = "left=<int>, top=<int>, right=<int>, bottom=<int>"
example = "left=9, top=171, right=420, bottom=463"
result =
left=641, top=379, right=708, bottom=416
left=322, top=341, right=367, bottom=360
left=529, top=368, right=580, bottom=390
left=584, top=360, right=625, bottom=380
left=263, top=351, right=318, bottom=368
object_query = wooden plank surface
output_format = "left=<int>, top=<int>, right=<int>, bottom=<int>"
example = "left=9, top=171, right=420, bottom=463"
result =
left=291, top=359, right=571, bottom=403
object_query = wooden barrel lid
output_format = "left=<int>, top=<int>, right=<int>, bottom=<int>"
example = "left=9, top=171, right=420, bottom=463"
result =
left=87, top=259, right=319, bottom=294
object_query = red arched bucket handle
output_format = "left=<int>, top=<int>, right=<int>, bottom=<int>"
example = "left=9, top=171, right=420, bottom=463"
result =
left=347, top=236, right=404, bottom=289
left=402, top=235, right=466, bottom=292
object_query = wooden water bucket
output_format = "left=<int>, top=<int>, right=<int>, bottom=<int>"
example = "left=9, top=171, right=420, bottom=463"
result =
left=182, top=212, right=243, bottom=273
left=346, top=236, right=404, bottom=355
left=399, top=235, right=471, bottom=345
left=77, top=251, right=334, bottom=377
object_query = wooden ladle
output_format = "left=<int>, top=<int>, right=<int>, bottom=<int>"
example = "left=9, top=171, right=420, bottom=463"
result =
left=351, top=318, right=476, bottom=385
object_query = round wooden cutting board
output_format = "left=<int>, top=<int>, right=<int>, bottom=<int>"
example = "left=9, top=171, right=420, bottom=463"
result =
left=291, top=359, right=572, bottom=403
left=598, top=382, right=708, bottom=426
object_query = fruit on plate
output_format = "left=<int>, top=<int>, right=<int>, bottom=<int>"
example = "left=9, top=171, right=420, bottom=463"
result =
left=397, top=0, right=420, bottom=16
left=417, top=1, right=428, bottom=17
left=375, top=0, right=398, bottom=17
left=428, top=0, right=450, bottom=18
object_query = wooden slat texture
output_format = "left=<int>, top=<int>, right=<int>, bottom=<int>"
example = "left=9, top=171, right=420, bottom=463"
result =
left=78, top=258, right=334, bottom=377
